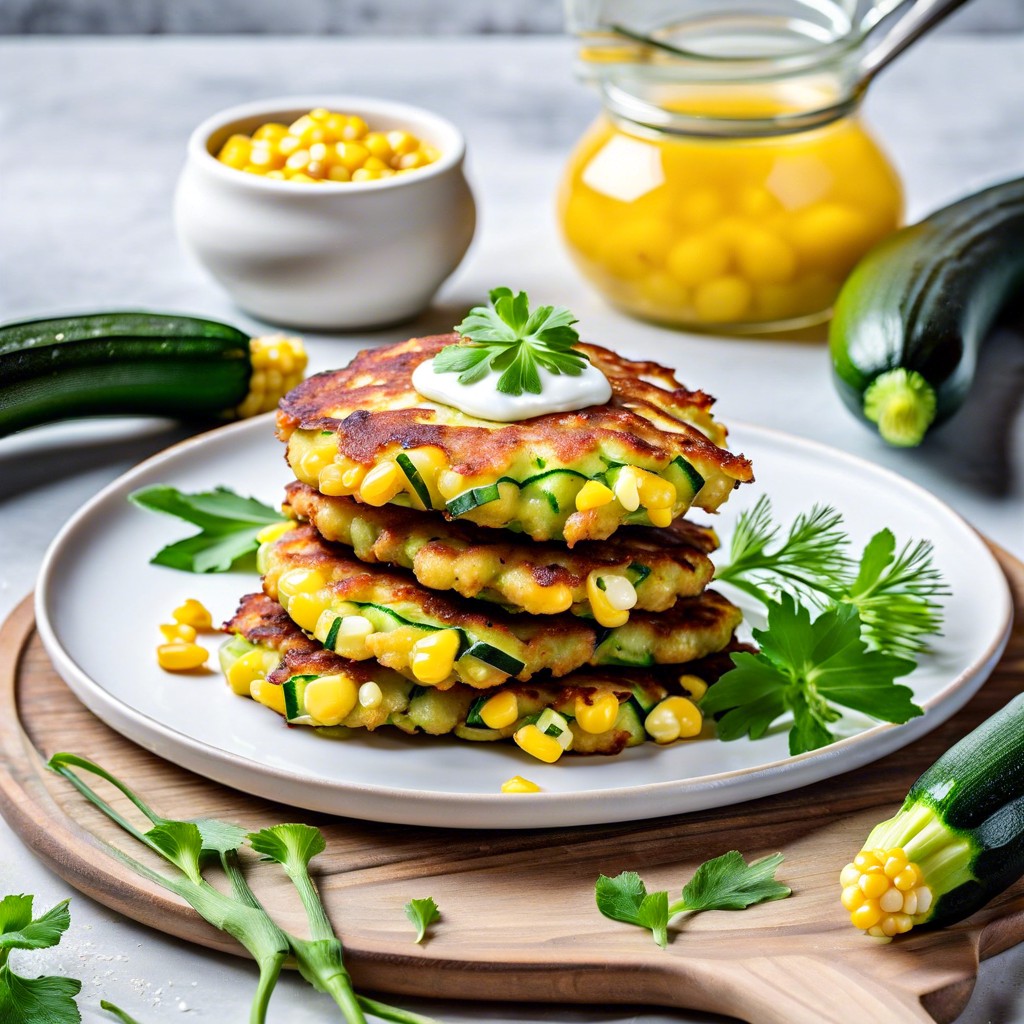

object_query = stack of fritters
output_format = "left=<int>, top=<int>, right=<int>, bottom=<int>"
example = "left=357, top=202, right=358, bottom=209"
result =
left=221, top=335, right=754, bottom=760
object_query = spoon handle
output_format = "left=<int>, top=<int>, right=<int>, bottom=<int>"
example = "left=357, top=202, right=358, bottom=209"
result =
left=859, top=0, right=974, bottom=82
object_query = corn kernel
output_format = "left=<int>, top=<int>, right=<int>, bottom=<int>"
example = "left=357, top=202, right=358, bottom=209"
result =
left=327, top=165, right=352, bottom=182
left=575, top=480, right=615, bottom=512
left=859, top=873, right=890, bottom=900
left=359, top=461, right=404, bottom=506
left=304, top=673, right=358, bottom=726
left=613, top=467, right=641, bottom=511
left=531, top=584, right=574, bottom=615
left=893, top=868, right=918, bottom=892
left=335, top=141, right=370, bottom=171
left=644, top=696, right=702, bottom=744
left=288, top=590, right=330, bottom=632
left=647, top=507, right=674, bottom=528
left=480, top=691, right=519, bottom=729
left=678, top=674, right=707, bottom=700
left=409, top=629, right=461, bottom=685
left=501, top=776, right=542, bottom=794
left=278, top=567, right=327, bottom=602
left=173, top=599, right=213, bottom=631
left=341, top=464, right=367, bottom=491
left=387, top=130, right=419, bottom=155
left=636, top=470, right=677, bottom=511
left=157, top=642, right=208, bottom=672
left=363, top=131, right=392, bottom=160
left=883, top=851, right=909, bottom=878
left=513, top=724, right=564, bottom=764
left=839, top=863, right=861, bottom=888
left=586, top=571, right=630, bottom=628
left=358, top=681, right=383, bottom=709
left=574, top=693, right=619, bottom=734
left=841, top=885, right=865, bottom=911
left=159, top=622, right=197, bottom=643
left=915, top=887, right=933, bottom=914
left=343, top=115, right=369, bottom=140
left=251, top=678, right=287, bottom=715
left=252, top=122, right=288, bottom=143
left=226, top=649, right=276, bottom=696
left=854, top=851, right=881, bottom=871
left=217, top=134, right=252, bottom=170
left=334, top=615, right=374, bottom=659
left=850, top=901, right=882, bottom=930
left=255, top=520, right=296, bottom=545
left=879, top=888, right=904, bottom=913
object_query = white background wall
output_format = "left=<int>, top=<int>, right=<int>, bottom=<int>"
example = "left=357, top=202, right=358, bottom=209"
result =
left=1, top=0, right=1021, bottom=34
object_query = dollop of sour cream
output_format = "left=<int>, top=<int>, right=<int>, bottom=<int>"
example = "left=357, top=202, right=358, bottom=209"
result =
left=412, top=357, right=613, bottom=422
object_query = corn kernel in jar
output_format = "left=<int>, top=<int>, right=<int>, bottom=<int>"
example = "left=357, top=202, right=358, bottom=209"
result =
left=558, top=94, right=902, bottom=332
left=215, top=108, right=440, bottom=184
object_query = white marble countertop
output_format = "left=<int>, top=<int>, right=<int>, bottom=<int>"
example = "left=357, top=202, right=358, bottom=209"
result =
left=2, top=33, right=1023, bottom=1024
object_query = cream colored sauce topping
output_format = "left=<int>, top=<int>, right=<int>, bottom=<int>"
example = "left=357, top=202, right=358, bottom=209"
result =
left=411, top=357, right=612, bottom=422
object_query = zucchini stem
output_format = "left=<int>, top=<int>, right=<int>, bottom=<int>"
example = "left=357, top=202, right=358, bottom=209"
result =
left=863, top=369, right=937, bottom=447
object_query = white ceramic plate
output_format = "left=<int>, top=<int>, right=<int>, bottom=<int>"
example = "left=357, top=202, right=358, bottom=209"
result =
left=36, top=417, right=1012, bottom=829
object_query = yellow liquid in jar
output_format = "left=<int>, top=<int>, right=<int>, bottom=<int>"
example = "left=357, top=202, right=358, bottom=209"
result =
left=558, top=99, right=903, bottom=331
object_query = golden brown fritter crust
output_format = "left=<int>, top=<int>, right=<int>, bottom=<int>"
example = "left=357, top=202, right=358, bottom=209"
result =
left=283, top=481, right=717, bottom=614
left=261, top=524, right=742, bottom=687
left=277, top=335, right=749, bottom=472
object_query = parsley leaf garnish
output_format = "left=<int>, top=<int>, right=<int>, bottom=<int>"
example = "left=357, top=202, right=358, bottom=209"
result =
left=435, top=287, right=589, bottom=396
left=404, top=898, right=441, bottom=944
left=596, top=852, right=790, bottom=948
left=701, top=595, right=922, bottom=755
left=714, top=496, right=948, bottom=655
left=0, top=894, right=81, bottom=1024
left=129, top=485, right=285, bottom=573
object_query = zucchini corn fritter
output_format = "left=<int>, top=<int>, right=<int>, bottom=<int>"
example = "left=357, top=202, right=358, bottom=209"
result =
left=276, top=334, right=753, bottom=544
left=283, top=481, right=719, bottom=618
left=223, top=593, right=745, bottom=755
left=217, top=332, right=753, bottom=762
left=259, top=524, right=742, bottom=690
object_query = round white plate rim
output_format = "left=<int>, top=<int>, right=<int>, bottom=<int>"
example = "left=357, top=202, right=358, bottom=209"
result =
left=34, top=415, right=1014, bottom=829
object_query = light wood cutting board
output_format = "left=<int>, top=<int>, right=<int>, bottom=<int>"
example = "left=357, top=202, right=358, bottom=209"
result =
left=0, top=549, right=1022, bottom=1024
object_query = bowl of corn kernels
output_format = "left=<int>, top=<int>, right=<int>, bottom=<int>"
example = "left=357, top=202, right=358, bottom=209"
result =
left=175, top=96, right=476, bottom=330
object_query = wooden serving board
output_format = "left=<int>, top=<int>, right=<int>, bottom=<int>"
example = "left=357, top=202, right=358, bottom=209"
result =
left=1, top=550, right=1022, bottom=1024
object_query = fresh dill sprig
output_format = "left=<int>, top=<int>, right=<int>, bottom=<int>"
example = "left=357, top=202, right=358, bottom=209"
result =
left=713, top=495, right=853, bottom=607
left=714, top=496, right=947, bottom=656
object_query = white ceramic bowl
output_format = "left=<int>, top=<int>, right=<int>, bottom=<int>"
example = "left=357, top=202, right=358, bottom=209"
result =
left=175, top=95, right=476, bottom=330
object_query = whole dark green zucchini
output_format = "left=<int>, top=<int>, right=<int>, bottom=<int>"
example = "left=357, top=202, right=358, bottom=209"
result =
left=840, top=692, right=1024, bottom=938
left=0, top=312, right=305, bottom=436
left=829, top=177, right=1024, bottom=446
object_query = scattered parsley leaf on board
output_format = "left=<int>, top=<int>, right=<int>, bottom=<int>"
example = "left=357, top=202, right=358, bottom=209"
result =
left=701, top=595, right=922, bottom=756
left=129, top=485, right=285, bottom=573
left=596, top=852, right=789, bottom=948
left=404, top=898, right=441, bottom=944
left=435, top=287, right=589, bottom=396
left=0, top=894, right=81, bottom=1024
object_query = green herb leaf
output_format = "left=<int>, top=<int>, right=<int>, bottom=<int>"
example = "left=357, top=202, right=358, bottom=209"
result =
left=145, top=822, right=205, bottom=886
left=403, top=898, right=441, bottom=945
left=0, top=964, right=82, bottom=1024
left=595, top=872, right=669, bottom=948
left=714, top=497, right=948, bottom=656
left=597, top=853, right=789, bottom=949
left=129, top=485, right=284, bottom=573
left=249, top=824, right=326, bottom=871
left=434, top=288, right=589, bottom=397
left=843, top=530, right=948, bottom=656
left=101, top=999, right=145, bottom=1024
left=702, top=595, right=922, bottom=755
left=0, top=896, right=81, bottom=1024
left=714, top=495, right=852, bottom=607
left=670, top=851, right=790, bottom=913
left=0, top=896, right=70, bottom=952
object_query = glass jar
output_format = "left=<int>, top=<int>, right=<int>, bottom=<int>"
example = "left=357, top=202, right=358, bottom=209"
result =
left=557, top=1, right=904, bottom=333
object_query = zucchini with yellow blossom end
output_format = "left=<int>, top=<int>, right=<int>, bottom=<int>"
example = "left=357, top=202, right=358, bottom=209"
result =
left=840, top=692, right=1024, bottom=938
left=0, top=312, right=307, bottom=436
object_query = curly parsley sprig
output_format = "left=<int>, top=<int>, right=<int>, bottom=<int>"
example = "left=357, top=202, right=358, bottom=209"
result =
left=434, top=287, right=589, bottom=396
